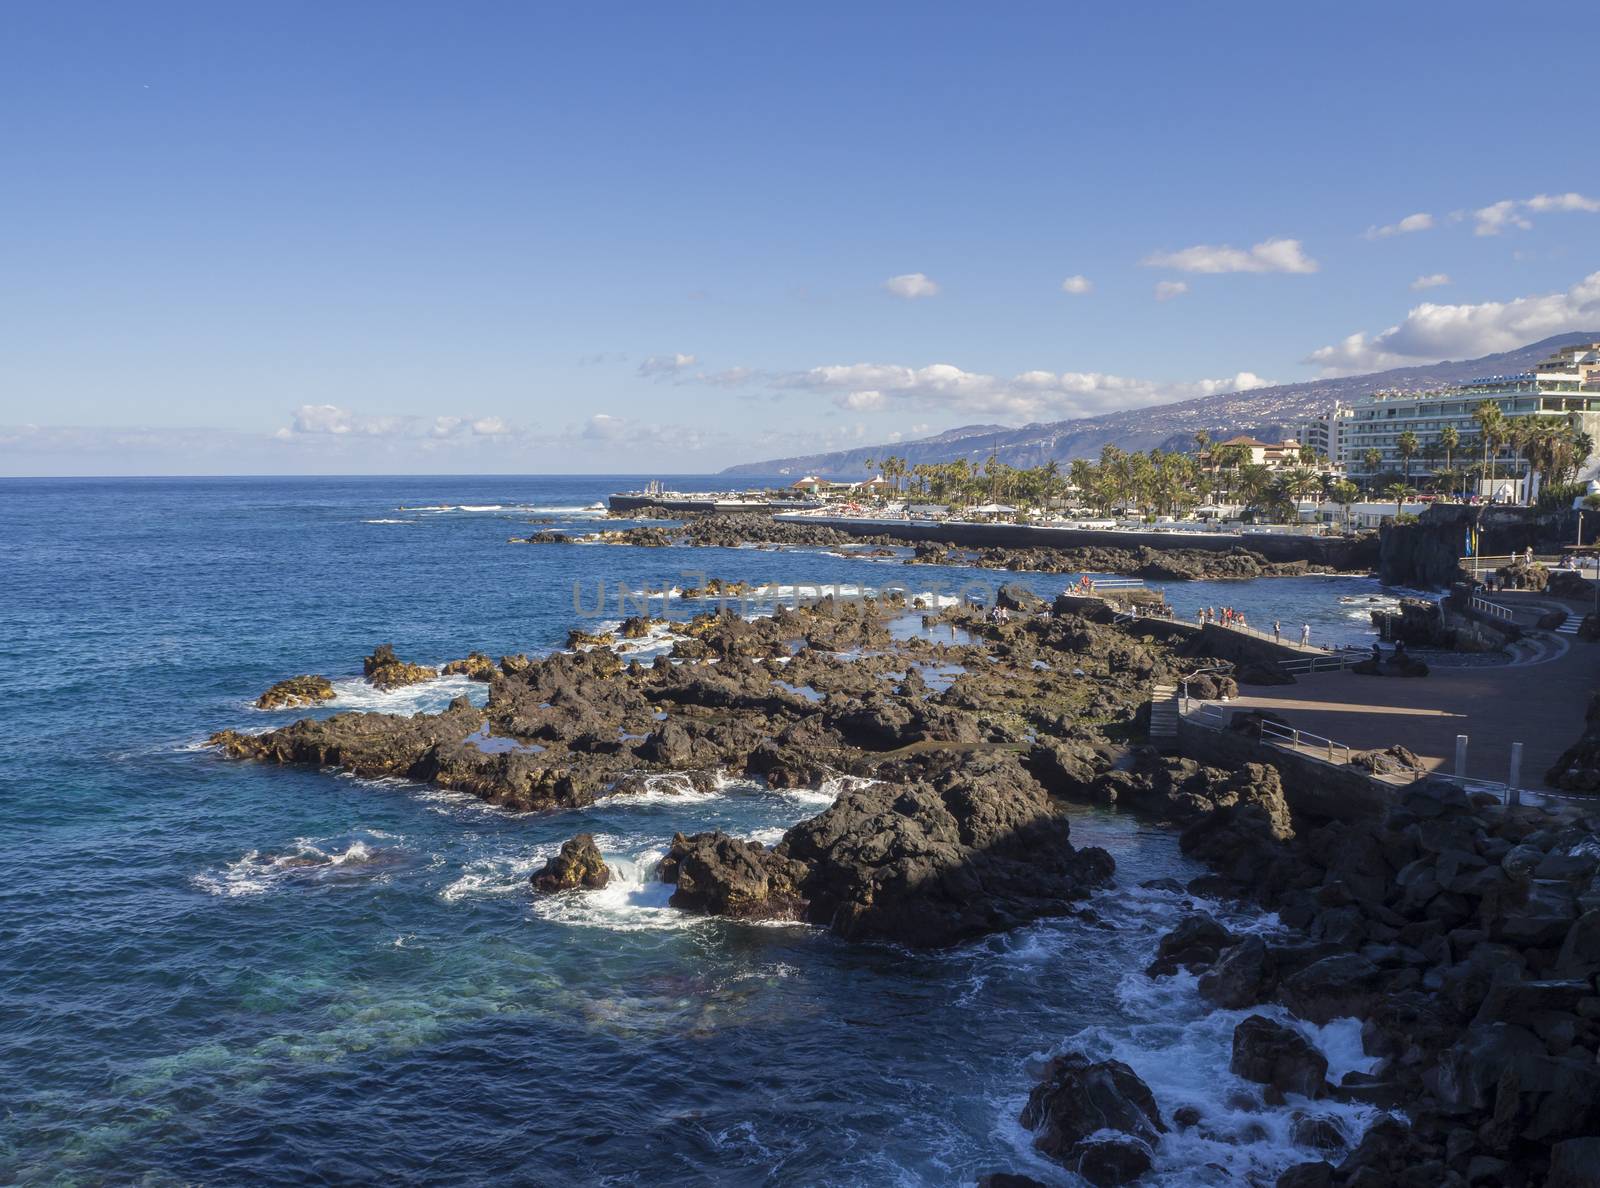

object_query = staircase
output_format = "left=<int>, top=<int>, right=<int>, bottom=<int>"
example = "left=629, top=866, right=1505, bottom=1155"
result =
left=1148, top=683, right=1179, bottom=746
left=1556, top=614, right=1581, bottom=636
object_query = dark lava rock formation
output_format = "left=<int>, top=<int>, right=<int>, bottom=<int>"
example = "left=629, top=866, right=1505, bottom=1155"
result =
left=530, top=834, right=610, bottom=893
left=362, top=643, right=438, bottom=690
left=255, top=674, right=335, bottom=710
left=659, top=753, right=1115, bottom=947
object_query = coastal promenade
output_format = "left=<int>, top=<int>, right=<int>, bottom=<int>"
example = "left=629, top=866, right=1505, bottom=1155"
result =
left=1219, top=589, right=1597, bottom=792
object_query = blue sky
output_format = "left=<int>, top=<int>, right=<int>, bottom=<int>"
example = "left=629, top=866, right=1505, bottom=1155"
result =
left=3, top=0, right=1599, bottom=475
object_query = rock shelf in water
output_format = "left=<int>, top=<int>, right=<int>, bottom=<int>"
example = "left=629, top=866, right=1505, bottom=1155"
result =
left=206, top=582, right=1600, bottom=1183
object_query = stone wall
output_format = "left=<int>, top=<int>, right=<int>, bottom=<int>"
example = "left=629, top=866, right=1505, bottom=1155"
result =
left=1177, top=716, right=1393, bottom=822
left=792, top=517, right=1377, bottom=567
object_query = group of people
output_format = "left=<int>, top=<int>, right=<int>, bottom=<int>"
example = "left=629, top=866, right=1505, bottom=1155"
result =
left=1273, top=618, right=1314, bottom=647
left=1197, top=606, right=1248, bottom=629
left=1194, top=606, right=1315, bottom=647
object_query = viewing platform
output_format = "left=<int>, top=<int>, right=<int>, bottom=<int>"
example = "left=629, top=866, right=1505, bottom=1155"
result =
left=1180, top=586, right=1597, bottom=799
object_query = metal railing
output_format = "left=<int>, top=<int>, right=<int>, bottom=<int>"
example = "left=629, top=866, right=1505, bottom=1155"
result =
left=1204, top=616, right=1336, bottom=654
left=1469, top=595, right=1516, bottom=621
left=1429, top=772, right=1513, bottom=802
left=1083, top=576, right=1146, bottom=590
left=1178, top=662, right=1235, bottom=707
left=1186, top=701, right=1354, bottom=764
left=1278, top=649, right=1364, bottom=676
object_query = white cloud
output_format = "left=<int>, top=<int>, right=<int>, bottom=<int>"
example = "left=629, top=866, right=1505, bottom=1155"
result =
left=835, top=390, right=886, bottom=411
left=1154, top=280, right=1189, bottom=302
left=1141, top=236, right=1318, bottom=274
left=769, top=360, right=1276, bottom=421
left=638, top=352, right=698, bottom=376
left=1364, top=212, right=1434, bottom=239
left=277, top=404, right=522, bottom=442
left=884, top=272, right=941, bottom=299
left=1060, top=274, right=1093, bottom=295
left=1305, top=270, right=1600, bottom=374
left=1526, top=192, right=1600, bottom=214
left=1410, top=273, right=1451, bottom=291
left=582, top=413, right=627, bottom=440
left=1471, top=192, right=1600, bottom=235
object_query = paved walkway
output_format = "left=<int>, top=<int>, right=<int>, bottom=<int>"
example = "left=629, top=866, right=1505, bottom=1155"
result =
left=1221, top=590, right=1598, bottom=791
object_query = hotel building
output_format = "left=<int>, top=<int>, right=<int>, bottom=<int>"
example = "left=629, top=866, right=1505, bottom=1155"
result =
left=1328, top=342, right=1600, bottom=487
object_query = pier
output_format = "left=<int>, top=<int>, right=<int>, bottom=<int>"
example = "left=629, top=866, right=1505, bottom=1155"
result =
left=1178, top=585, right=1598, bottom=798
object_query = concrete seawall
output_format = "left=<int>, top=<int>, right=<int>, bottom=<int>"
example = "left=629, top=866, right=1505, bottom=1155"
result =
left=783, top=515, right=1376, bottom=567
left=1177, top=715, right=1392, bottom=822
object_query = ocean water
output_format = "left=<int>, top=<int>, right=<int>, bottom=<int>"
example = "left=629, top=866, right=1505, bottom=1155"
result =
left=0, top=477, right=1387, bottom=1185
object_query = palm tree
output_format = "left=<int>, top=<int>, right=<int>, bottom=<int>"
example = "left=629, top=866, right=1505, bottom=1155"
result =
left=1236, top=463, right=1273, bottom=512
left=1330, top=479, right=1361, bottom=528
left=1040, top=459, right=1062, bottom=509
left=1397, top=430, right=1419, bottom=484
left=1440, top=424, right=1460, bottom=492
left=1383, top=481, right=1412, bottom=520
left=1362, top=448, right=1383, bottom=492
left=1473, top=401, right=1507, bottom=491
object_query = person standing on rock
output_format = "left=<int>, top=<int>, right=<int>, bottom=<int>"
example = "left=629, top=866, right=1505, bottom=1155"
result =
left=1300, top=623, right=1311, bottom=647
left=1273, top=619, right=1281, bottom=644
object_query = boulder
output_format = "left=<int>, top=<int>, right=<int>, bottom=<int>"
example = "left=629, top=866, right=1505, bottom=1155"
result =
left=1199, top=934, right=1272, bottom=1009
left=1020, top=1051, right=1166, bottom=1171
left=530, top=833, right=610, bottom=892
left=996, top=582, right=1048, bottom=614
left=441, top=652, right=497, bottom=680
left=255, top=674, right=335, bottom=710
left=1071, top=1134, right=1154, bottom=1186
left=658, top=831, right=808, bottom=920
left=362, top=643, right=438, bottom=690
left=1147, top=912, right=1234, bottom=976
left=776, top=758, right=1116, bottom=947
left=1277, top=954, right=1384, bottom=1024
left=1229, top=1015, right=1328, bottom=1100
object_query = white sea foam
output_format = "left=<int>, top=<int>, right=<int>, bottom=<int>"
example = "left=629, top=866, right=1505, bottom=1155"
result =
left=323, top=672, right=487, bottom=714
left=529, top=846, right=690, bottom=931
left=193, top=831, right=405, bottom=897
left=1043, top=965, right=1384, bottom=1185
left=779, top=773, right=874, bottom=809
left=603, top=771, right=729, bottom=806
left=440, top=845, right=555, bottom=903
left=400, top=504, right=507, bottom=512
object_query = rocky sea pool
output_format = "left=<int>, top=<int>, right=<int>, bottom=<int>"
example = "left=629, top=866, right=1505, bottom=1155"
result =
left=2, top=476, right=1399, bottom=1185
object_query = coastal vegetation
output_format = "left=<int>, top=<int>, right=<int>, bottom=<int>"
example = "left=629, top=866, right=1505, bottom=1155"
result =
left=863, top=406, right=1595, bottom=524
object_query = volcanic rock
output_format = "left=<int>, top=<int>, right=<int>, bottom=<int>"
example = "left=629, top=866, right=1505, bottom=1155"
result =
left=1229, top=1014, right=1328, bottom=1100
left=255, top=674, right=335, bottom=710
left=530, top=833, right=610, bottom=892
left=362, top=643, right=437, bottom=690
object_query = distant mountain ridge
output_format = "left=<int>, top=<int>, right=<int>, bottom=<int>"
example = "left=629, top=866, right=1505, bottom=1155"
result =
left=722, top=333, right=1600, bottom=477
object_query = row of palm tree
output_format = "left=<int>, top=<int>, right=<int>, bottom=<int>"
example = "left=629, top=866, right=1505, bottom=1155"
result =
left=854, top=404, right=1592, bottom=520
left=1360, top=404, right=1591, bottom=501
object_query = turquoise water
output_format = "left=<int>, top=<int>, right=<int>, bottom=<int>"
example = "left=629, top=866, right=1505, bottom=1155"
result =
left=1, top=477, right=1383, bottom=1185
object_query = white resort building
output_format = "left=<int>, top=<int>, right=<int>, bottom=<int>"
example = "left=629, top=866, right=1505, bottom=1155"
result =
left=1325, top=342, right=1600, bottom=489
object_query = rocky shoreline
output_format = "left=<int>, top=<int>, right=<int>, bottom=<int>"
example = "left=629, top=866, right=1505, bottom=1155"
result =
left=518, top=511, right=1365, bottom=582
left=210, top=585, right=1598, bottom=1185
